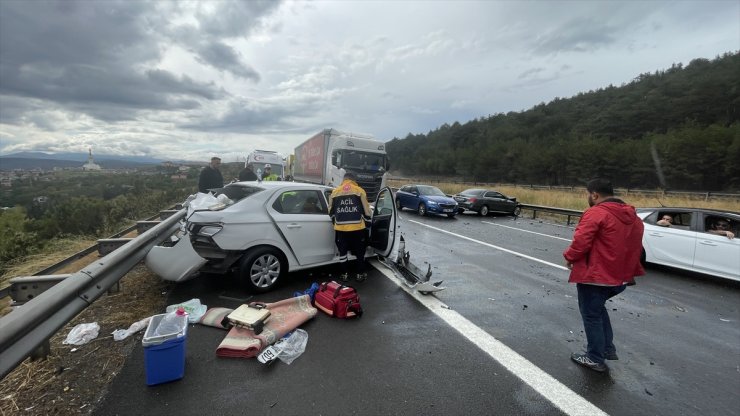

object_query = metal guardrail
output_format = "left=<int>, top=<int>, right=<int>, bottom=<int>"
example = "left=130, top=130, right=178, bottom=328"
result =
left=518, top=204, right=583, bottom=226
left=0, top=208, right=187, bottom=380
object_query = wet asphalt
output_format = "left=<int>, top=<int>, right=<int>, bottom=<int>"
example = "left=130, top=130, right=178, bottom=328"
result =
left=95, top=211, right=740, bottom=416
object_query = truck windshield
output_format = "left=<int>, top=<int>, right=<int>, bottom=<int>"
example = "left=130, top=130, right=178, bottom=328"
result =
left=341, top=151, right=386, bottom=171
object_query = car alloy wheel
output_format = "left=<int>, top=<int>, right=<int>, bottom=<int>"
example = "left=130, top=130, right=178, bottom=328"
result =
left=239, top=247, right=285, bottom=293
left=480, top=205, right=489, bottom=216
left=418, top=203, right=427, bottom=216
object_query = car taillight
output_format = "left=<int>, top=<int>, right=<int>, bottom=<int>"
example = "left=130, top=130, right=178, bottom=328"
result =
left=468, top=198, right=477, bottom=203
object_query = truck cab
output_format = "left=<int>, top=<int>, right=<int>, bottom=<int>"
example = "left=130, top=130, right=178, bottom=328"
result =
left=329, top=136, right=389, bottom=201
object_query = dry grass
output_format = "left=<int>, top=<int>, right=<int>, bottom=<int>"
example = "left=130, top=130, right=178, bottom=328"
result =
left=0, top=256, right=170, bottom=415
left=388, top=179, right=740, bottom=212
left=0, top=239, right=97, bottom=318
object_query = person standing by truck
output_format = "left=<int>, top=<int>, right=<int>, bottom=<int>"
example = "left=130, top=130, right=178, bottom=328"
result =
left=198, top=156, right=223, bottom=193
left=261, top=164, right=279, bottom=181
left=328, top=172, right=372, bottom=282
left=239, top=163, right=258, bottom=181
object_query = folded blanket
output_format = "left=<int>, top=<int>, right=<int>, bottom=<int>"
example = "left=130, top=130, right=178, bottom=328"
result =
left=198, top=295, right=317, bottom=358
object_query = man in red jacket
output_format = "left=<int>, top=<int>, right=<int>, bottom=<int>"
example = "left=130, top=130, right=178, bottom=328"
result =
left=563, top=178, right=645, bottom=373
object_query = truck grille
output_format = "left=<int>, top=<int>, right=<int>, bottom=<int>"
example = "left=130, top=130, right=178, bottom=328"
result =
left=357, top=180, right=380, bottom=202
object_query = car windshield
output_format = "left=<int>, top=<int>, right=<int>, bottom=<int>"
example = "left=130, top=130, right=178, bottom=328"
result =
left=418, top=185, right=446, bottom=196
left=461, top=189, right=484, bottom=196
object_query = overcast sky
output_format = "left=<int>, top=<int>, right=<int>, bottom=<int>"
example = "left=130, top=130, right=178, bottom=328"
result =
left=0, top=0, right=738, bottom=163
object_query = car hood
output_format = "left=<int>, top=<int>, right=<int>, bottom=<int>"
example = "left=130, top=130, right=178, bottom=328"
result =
left=425, top=195, right=457, bottom=204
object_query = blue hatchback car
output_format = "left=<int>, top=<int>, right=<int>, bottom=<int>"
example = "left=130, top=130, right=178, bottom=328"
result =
left=395, top=184, right=459, bottom=218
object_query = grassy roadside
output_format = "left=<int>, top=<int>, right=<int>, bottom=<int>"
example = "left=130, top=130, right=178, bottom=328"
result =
left=388, top=179, right=740, bottom=213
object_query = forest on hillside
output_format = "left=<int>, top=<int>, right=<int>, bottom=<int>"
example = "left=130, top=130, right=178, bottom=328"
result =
left=386, top=52, right=740, bottom=191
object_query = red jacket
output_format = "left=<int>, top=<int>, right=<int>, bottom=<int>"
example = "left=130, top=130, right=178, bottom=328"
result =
left=563, top=199, right=645, bottom=285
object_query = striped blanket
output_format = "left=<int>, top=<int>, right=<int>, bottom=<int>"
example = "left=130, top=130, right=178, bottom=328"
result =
left=199, top=295, right=317, bottom=358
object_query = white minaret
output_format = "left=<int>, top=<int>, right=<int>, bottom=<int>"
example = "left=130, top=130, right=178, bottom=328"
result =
left=82, top=147, right=101, bottom=171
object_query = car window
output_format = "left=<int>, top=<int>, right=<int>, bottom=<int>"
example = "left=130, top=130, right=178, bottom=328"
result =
left=273, top=190, right=327, bottom=214
left=703, top=215, right=737, bottom=234
left=653, top=211, right=691, bottom=228
left=461, top=189, right=484, bottom=196
left=374, top=189, right=394, bottom=216
left=484, top=191, right=503, bottom=198
left=418, top=185, right=445, bottom=196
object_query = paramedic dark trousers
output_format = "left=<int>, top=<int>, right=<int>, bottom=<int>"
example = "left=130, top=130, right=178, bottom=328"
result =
left=336, top=230, right=367, bottom=274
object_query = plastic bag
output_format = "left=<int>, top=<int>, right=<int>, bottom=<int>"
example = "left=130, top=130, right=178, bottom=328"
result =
left=111, top=317, right=151, bottom=341
left=63, top=322, right=100, bottom=345
left=166, top=298, right=207, bottom=323
left=274, top=329, right=308, bottom=365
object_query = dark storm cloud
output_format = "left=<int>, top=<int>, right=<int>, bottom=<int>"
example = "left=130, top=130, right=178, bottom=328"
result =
left=196, top=0, right=281, bottom=38
left=0, top=0, right=277, bottom=125
left=193, top=40, right=261, bottom=81
left=531, top=17, right=618, bottom=54
left=180, top=95, right=321, bottom=133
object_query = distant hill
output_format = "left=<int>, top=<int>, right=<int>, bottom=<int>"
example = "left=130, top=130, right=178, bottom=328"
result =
left=0, top=151, right=164, bottom=164
left=386, top=52, right=740, bottom=191
left=0, top=157, right=158, bottom=170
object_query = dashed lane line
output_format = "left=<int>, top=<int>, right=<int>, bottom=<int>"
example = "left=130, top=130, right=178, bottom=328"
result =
left=409, top=219, right=570, bottom=271
left=482, top=221, right=573, bottom=242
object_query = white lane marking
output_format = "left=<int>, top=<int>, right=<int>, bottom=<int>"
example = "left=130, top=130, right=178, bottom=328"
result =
left=370, top=259, right=608, bottom=416
left=409, top=219, right=570, bottom=271
left=482, top=221, right=572, bottom=242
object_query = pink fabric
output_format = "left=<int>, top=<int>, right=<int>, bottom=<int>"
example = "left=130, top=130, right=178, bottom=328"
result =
left=198, top=295, right=317, bottom=358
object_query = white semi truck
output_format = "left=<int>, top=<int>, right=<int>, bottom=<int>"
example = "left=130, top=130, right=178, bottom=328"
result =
left=292, top=128, right=389, bottom=201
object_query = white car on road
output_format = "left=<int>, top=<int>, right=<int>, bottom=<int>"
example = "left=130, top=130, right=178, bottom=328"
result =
left=146, top=181, right=398, bottom=292
left=637, top=208, right=740, bottom=281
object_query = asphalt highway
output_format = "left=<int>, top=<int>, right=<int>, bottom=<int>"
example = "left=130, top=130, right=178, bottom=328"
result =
left=96, top=210, right=740, bottom=416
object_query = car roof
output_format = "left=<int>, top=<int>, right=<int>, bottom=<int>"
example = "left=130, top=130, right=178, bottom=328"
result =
left=637, top=207, right=740, bottom=217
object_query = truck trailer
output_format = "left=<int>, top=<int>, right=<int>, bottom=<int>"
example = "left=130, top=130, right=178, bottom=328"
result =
left=292, top=129, right=389, bottom=201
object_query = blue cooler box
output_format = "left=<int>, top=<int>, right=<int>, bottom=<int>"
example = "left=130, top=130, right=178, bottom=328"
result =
left=142, top=313, right=188, bottom=386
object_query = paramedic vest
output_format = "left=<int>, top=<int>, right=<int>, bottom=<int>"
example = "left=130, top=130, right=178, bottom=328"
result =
left=329, top=179, right=371, bottom=232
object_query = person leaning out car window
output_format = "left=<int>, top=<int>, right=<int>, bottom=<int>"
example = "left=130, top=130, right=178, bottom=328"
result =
left=707, top=218, right=735, bottom=240
left=657, top=214, right=673, bottom=227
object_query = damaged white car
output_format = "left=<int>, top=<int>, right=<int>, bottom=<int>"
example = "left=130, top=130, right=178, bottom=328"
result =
left=146, top=181, right=398, bottom=292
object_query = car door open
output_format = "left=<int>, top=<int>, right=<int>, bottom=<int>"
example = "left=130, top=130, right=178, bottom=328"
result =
left=369, top=187, right=397, bottom=258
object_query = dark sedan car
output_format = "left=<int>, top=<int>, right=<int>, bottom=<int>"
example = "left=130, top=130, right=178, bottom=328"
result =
left=453, top=188, right=520, bottom=216
left=395, top=184, right=458, bottom=218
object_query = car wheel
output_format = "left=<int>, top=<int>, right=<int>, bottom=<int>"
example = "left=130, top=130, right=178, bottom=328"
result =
left=396, top=198, right=403, bottom=211
left=239, top=246, right=285, bottom=293
left=447, top=213, right=456, bottom=218
left=513, top=205, right=521, bottom=217
left=479, top=205, right=489, bottom=216
left=418, top=203, right=427, bottom=216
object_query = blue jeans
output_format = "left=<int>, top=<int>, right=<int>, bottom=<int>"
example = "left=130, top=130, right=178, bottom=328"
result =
left=577, top=283, right=626, bottom=363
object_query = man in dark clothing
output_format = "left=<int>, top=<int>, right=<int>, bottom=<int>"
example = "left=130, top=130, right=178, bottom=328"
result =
left=198, top=157, right=223, bottom=193
left=328, top=172, right=372, bottom=282
left=238, top=163, right=258, bottom=181
left=563, top=178, right=644, bottom=373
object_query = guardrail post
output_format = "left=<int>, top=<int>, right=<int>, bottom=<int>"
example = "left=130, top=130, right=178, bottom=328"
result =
left=30, top=340, right=50, bottom=361
left=532, top=209, right=538, bottom=220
